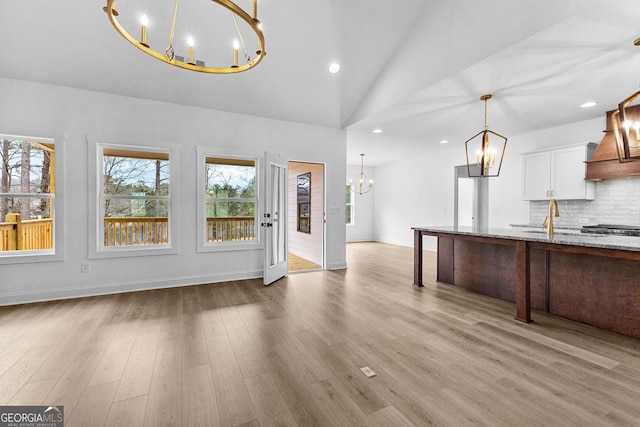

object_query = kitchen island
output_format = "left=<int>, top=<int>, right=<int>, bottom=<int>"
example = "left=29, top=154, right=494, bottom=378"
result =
left=413, top=226, right=640, bottom=339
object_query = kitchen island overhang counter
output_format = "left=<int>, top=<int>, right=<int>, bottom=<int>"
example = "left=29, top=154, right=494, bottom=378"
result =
left=413, top=226, right=640, bottom=340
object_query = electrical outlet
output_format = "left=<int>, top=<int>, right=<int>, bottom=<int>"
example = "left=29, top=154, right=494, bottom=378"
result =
left=81, top=262, right=91, bottom=273
left=360, top=366, right=377, bottom=378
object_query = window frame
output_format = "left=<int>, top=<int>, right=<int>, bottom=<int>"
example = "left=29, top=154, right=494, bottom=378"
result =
left=0, top=132, right=64, bottom=264
left=346, top=184, right=354, bottom=226
left=89, top=141, right=179, bottom=259
left=196, top=147, right=261, bottom=253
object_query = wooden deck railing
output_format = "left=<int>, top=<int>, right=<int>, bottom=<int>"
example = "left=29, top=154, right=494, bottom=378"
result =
left=0, top=213, right=53, bottom=251
left=207, top=216, right=255, bottom=242
left=0, top=222, right=17, bottom=251
left=0, top=215, right=256, bottom=251
left=104, top=217, right=169, bottom=246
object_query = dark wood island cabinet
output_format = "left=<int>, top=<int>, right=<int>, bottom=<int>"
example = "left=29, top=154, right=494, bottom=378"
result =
left=413, top=226, right=640, bottom=340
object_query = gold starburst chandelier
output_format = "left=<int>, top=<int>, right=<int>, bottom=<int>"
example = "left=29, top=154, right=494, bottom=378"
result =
left=103, top=0, right=266, bottom=74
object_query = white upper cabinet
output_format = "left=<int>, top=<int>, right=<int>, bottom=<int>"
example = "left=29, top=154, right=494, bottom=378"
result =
left=522, top=143, right=597, bottom=201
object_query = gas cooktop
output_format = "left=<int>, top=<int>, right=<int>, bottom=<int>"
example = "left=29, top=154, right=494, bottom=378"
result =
left=581, top=224, right=640, bottom=236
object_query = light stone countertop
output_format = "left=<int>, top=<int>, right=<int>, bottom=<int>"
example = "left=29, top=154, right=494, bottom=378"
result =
left=412, top=226, right=640, bottom=252
left=509, top=223, right=585, bottom=231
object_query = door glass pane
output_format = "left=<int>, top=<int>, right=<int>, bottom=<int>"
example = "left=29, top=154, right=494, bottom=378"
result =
left=271, top=164, right=286, bottom=266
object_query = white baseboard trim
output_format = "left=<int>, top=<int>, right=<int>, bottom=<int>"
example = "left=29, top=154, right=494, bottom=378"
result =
left=371, top=238, right=437, bottom=252
left=0, top=270, right=263, bottom=306
left=327, top=261, right=347, bottom=270
left=348, top=238, right=438, bottom=252
left=346, top=238, right=376, bottom=243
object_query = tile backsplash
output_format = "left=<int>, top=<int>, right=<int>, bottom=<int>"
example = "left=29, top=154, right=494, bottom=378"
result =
left=529, top=177, right=640, bottom=227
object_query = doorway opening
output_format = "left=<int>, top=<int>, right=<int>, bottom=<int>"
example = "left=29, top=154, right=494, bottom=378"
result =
left=454, top=164, right=489, bottom=230
left=287, top=161, right=325, bottom=272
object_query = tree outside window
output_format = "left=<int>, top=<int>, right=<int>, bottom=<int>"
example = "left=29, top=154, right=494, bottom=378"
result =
left=205, top=157, right=256, bottom=242
left=0, top=136, right=55, bottom=252
left=101, top=147, right=170, bottom=247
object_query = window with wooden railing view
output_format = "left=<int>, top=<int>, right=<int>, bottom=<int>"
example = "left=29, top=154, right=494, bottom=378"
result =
left=0, top=137, right=55, bottom=253
left=205, top=156, right=256, bottom=243
left=101, top=147, right=171, bottom=247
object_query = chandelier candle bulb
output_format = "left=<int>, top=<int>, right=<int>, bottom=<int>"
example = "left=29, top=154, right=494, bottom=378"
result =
left=140, top=14, right=149, bottom=47
left=233, top=39, right=239, bottom=67
left=626, top=120, right=640, bottom=147
left=187, top=36, right=195, bottom=65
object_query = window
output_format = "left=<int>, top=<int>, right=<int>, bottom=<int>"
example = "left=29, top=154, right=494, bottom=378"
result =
left=297, top=172, right=311, bottom=233
left=0, top=135, right=58, bottom=258
left=97, top=145, right=174, bottom=253
left=346, top=184, right=353, bottom=225
left=197, top=150, right=259, bottom=251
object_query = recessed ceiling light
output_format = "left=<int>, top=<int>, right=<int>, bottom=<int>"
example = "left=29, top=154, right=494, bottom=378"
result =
left=581, top=101, right=597, bottom=108
left=440, top=140, right=448, bottom=144
left=372, top=129, right=382, bottom=134
left=329, top=63, right=341, bottom=73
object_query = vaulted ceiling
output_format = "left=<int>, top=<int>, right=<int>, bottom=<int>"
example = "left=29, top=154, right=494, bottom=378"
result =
left=2, top=0, right=640, bottom=165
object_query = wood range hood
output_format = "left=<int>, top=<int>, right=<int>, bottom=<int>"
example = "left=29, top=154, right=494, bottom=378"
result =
left=585, top=104, right=640, bottom=180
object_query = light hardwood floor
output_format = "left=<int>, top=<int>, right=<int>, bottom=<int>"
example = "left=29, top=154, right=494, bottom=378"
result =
left=288, top=253, right=321, bottom=272
left=2, top=242, right=640, bottom=426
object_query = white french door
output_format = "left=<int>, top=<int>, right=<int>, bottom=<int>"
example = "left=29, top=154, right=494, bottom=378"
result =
left=263, top=152, right=288, bottom=285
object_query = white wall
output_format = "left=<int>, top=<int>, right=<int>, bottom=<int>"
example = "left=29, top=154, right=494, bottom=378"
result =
left=365, top=117, right=604, bottom=251
left=346, top=164, right=375, bottom=242
left=0, top=77, right=347, bottom=305
left=288, top=162, right=324, bottom=265
left=372, top=144, right=459, bottom=250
